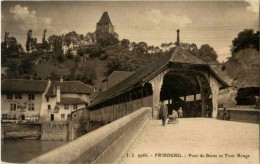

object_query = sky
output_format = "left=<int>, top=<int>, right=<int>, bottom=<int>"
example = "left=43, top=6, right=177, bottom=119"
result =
left=1, top=1, right=259, bottom=62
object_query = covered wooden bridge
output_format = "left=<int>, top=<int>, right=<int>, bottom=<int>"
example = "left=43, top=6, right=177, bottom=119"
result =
left=87, top=32, right=229, bottom=125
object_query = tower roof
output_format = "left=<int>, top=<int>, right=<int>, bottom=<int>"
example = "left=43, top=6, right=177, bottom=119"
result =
left=97, top=12, right=113, bottom=25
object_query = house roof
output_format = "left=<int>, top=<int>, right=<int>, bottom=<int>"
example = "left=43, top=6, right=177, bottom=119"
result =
left=97, top=12, right=113, bottom=25
left=57, top=97, right=88, bottom=105
left=1, top=79, right=49, bottom=92
left=88, top=46, right=229, bottom=108
left=46, top=81, right=93, bottom=96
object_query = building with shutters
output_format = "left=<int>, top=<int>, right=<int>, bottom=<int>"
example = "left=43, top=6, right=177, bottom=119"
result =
left=1, top=77, right=93, bottom=122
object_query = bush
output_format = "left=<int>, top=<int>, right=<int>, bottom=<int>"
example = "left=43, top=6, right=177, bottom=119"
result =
left=67, top=53, right=74, bottom=60
left=74, top=55, right=81, bottom=62
left=99, top=53, right=108, bottom=60
left=56, top=54, right=65, bottom=63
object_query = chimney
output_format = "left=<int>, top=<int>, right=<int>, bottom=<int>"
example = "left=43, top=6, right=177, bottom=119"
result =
left=29, top=76, right=34, bottom=80
left=60, top=76, right=63, bottom=83
left=56, top=86, right=61, bottom=103
left=177, top=29, right=180, bottom=46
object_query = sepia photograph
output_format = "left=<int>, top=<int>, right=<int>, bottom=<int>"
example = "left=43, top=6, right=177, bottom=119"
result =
left=1, top=1, right=259, bottom=164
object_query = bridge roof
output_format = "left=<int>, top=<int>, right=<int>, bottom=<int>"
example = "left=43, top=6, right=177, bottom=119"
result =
left=88, top=46, right=229, bottom=108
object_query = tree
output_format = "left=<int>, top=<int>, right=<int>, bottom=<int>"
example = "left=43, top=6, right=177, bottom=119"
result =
left=26, top=30, right=32, bottom=52
left=40, top=29, right=50, bottom=51
left=2, top=36, right=23, bottom=58
left=198, top=44, right=218, bottom=63
left=120, top=39, right=130, bottom=49
left=64, top=31, right=79, bottom=46
left=85, top=32, right=96, bottom=45
left=131, top=42, right=148, bottom=55
left=48, top=35, right=63, bottom=54
left=106, top=52, right=145, bottom=75
left=85, top=45, right=103, bottom=58
left=19, top=58, right=34, bottom=74
left=231, top=29, right=259, bottom=54
left=81, top=68, right=97, bottom=84
left=161, top=42, right=174, bottom=52
left=96, top=31, right=119, bottom=47
left=178, top=42, right=218, bottom=63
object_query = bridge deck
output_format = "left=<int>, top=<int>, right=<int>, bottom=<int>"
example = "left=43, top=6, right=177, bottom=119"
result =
left=121, top=118, right=259, bottom=164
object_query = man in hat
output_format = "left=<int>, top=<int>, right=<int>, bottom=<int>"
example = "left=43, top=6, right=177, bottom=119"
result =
left=160, top=101, right=168, bottom=126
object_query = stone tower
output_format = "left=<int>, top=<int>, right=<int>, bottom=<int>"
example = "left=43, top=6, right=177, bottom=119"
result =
left=96, top=12, right=114, bottom=34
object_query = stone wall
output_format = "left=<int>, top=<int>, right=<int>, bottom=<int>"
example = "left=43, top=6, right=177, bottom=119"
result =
left=2, top=123, right=41, bottom=139
left=41, top=121, right=68, bottom=141
left=217, top=108, right=260, bottom=124
left=29, top=107, right=150, bottom=164
left=68, top=109, right=89, bottom=140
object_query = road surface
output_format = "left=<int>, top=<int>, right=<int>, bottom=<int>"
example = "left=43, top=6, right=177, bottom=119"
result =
left=121, top=118, right=259, bottom=164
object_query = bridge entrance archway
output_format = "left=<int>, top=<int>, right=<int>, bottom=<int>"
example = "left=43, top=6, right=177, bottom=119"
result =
left=160, top=70, right=212, bottom=118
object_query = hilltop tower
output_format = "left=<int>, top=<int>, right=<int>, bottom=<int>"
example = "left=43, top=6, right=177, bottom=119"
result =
left=96, top=12, right=114, bottom=34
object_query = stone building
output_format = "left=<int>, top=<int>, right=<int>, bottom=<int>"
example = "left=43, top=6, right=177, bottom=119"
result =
left=41, top=77, right=93, bottom=121
left=96, top=12, right=114, bottom=34
left=1, top=79, right=50, bottom=122
left=1, top=78, right=93, bottom=122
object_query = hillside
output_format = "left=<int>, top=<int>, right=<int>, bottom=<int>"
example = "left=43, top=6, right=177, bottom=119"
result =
left=34, top=58, right=108, bottom=90
left=218, top=48, right=260, bottom=107
left=223, top=48, right=260, bottom=88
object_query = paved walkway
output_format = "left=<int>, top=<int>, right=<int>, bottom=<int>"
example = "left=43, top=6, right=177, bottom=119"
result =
left=121, top=118, right=259, bottom=164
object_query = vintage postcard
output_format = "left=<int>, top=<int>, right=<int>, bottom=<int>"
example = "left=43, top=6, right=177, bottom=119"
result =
left=1, top=1, right=259, bottom=164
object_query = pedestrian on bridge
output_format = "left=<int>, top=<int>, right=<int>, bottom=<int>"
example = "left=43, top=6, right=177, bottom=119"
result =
left=178, top=107, right=183, bottom=118
left=160, top=101, right=168, bottom=126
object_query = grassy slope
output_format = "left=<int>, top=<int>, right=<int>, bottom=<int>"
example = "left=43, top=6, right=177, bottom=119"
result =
left=34, top=58, right=108, bottom=89
left=218, top=48, right=260, bottom=107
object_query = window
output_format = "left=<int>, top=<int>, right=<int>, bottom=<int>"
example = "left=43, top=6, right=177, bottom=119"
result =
left=61, top=114, right=65, bottom=118
left=7, top=93, right=13, bottom=100
left=17, top=103, right=21, bottom=110
left=2, top=114, right=7, bottom=119
left=28, top=104, right=35, bottom=111
left=10, top=104, right=16, bottom=111
left=73, top=104, right=77, bottom=110
left=15, top=93, right=22, bottom=99
left=46, top=97, right=49, bottom=102
left=64, top=104, right=69, bottom=110
left=28, top=94, right=35, bottom=100
left=48, top=105, right=51, bottom=110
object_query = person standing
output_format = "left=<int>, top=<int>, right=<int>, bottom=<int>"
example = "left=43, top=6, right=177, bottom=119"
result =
left=178, top=107, right=183, bottom=118
left=160, top=101, right=168, bottom=126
